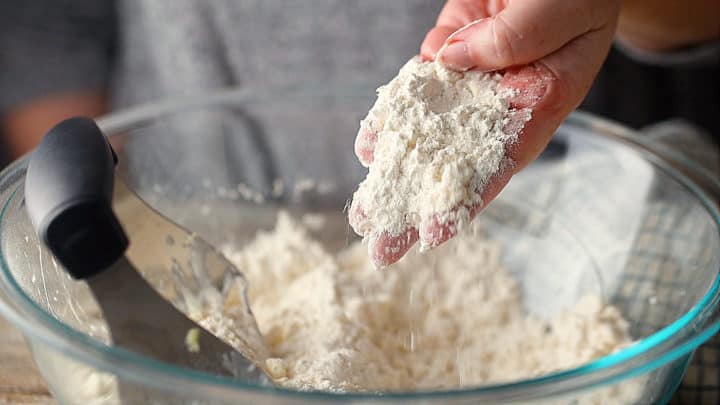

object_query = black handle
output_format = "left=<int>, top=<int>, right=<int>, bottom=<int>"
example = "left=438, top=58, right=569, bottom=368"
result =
left=25, top=117, right=128, bottom=279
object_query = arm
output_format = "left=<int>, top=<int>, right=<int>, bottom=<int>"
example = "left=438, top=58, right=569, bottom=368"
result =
left=3, top=90, right=108, bottom=158
left=0, top=0, right=115, bottom=159
left=618, top=0, right=720, bottom=52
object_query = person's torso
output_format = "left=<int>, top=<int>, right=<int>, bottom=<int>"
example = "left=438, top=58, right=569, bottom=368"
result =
left=111, top=0, right=443, bottom=196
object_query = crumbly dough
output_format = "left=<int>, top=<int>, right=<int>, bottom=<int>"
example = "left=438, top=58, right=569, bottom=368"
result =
left=351, top=57, right=529, bottom=252
left=47, top=211, right=643, bottom=404
left=222, top=212, right=639, bottom=396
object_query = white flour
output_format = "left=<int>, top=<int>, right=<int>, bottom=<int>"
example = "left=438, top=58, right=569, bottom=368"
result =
left=52, top=211, right=643, bottom=404
left=220, top=212, right=642, bottom=401
left=351, top=57, right=529, bottom=255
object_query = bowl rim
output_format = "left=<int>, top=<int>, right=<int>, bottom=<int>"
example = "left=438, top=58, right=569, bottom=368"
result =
left=0, top=87, right=719, bottom=402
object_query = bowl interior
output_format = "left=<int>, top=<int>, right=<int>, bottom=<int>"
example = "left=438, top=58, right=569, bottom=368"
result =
left=0, top=92, right=719, bottom=400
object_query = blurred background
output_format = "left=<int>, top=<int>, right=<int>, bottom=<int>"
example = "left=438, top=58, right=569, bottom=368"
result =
left=0, top=1, right=718, bottom=404
left=0, top=1, right=718, bottom=170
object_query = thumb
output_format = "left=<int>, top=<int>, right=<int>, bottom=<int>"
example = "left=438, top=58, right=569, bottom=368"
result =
left=437, top=0, right=619, bottom=72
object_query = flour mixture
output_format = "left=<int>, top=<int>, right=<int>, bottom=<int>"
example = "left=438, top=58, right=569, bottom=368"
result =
left=350, top=57, right=530, bottom=259
left=212, top=212, right=638, bottom=395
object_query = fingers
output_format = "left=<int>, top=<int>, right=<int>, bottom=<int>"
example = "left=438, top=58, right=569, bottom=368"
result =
left=419, top=159, right=513, bottom=249
left=407, top=23, right=618, bottom=253
left=367, top=167, right=512, bottom=267
left=349, top=197, right=419, bottom=268
left=368, top=228, right=420, bottom=268
left=437, top=0, right=619, bottom=72
left=354, top=127, right=377, bottom=167
left=421, top=0, right=493, bottom=60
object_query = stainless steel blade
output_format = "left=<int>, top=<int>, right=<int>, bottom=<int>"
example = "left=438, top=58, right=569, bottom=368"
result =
left=88, top=256, right=265, bottom=381
left=82, top=178, right=271, bottom=383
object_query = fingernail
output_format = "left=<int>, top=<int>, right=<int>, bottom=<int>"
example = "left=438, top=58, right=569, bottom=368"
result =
left=438, top=41, right=473, bottom=71
left=354, top=127, right=377, bottom=167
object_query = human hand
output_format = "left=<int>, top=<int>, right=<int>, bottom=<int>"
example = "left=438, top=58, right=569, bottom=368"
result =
left=352, top=0, right=621, bottom=267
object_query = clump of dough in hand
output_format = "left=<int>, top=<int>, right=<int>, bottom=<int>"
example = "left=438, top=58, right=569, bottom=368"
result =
left=350, top=57, right=528, bottom=266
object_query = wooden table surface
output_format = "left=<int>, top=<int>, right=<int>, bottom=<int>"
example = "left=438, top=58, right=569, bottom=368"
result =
left=0, top=316, right=55, bottom=404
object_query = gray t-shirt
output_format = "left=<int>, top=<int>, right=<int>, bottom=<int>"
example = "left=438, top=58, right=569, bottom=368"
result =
left=109, top=1, right=443, bottom=195
left=1, top=1, right=717, bottom=178
left=1, top=0, right=444, bottom=194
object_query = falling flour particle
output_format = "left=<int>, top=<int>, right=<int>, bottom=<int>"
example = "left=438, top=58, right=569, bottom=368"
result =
left=350, top=57, right=530, bottom=256
left=272, top=179, right=285, bottom=197
left=217, top=212, right=643, bottom=402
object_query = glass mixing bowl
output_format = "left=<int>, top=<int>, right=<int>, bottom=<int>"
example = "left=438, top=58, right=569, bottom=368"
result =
left=0, top=87, right=719, bottom=404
